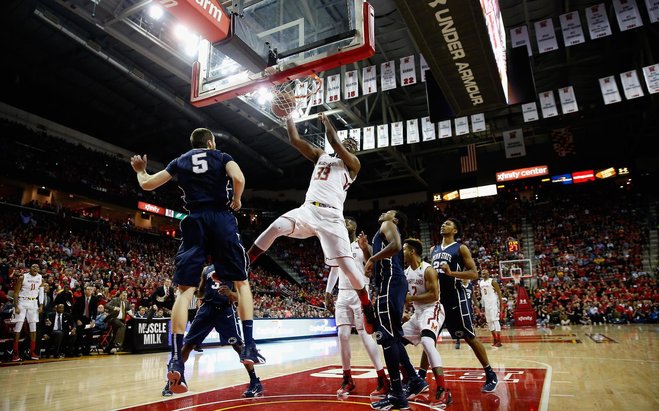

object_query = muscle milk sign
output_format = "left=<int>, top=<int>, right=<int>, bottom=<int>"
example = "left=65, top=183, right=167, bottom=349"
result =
left=496, top=166, right=549, bottom=182
left=133, top=319, right=170, bottom=351
left=394, top=0, right=508, bottom=115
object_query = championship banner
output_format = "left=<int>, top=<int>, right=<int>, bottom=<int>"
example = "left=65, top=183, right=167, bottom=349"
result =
left=439, top=120, right=452, bottom=138
left=585, top=3, right=612, bottom=40
left=309, top=78, right=325, bottom=107
left=522, top=102, right=539, bottom=122
left=471, top=113, right=486, bottom=132
left=326, top=74, right=341, bottom=103
left=295, top=82, right=309, bottom=109
left=645, top=0, right=659, bottom=23
left=362, top=126, right=375, bottom=150
left=599, top=75, right=622, bottom=104
left=558, top=86, right=579, bottom=114
left=377, top=124, right=389, bottom=148
left=620, top=70, right=644, bottom=99
left=534, top=18, right=559, bottom=54
left=391, top=121, right=404, bottom=146
left=420, top=54, right=429, bottom=82
left=642, top=64, right=659, bottom=94
left=502, top=129, right=526, bottom=159
left=421, top=117, right=436, bottom=141
left=559, top=11, right=586, bottom=47
left=400, top=55, right=417, bottom=87
left=539, top=90, right=558, bottom=118
left=406, top=119, right=420, bottom=144
left=380, top=61, right=397, bottom=91
left=612, top=0, right=643, bottom=31
left=511, top=25, right=533, bottom=56
left=395, top=0, right=508, bottom=115
left=362, top=65, right=378, bottom=95
left=344, top=70, right=359, bottom=100
left=455, top=116, right=469, bottom=136
left=348, top=128, right=361, bottom=150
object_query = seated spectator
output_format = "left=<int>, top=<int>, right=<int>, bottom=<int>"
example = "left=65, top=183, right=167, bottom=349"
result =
left=104, top=291, right=129, bottom=354
left=43, top=304, right=76, bottom=358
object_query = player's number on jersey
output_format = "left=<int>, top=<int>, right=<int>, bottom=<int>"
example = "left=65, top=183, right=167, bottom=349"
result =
left=313, top=165, right=331, bottom=181
left=192, top=152, right=208, bottom=174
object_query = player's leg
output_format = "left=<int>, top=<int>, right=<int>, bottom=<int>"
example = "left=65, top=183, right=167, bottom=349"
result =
left=247, top=215, right=296, bottom=263
left=335, top=324, right=356, bottom=396
left=420, top=330, right=451, bottom=407
left=166, top=285, right=195, bottom=394
left=11, top=305, right=28, bottom=361
left=227, top=344, right=264, bottom=397
left=27, top=303, right=40, bottom=359
left=459, top=304, right=498, bottom=392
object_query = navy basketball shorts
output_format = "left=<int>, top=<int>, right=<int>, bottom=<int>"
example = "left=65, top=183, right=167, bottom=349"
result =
left=183, top=303, right=243, bottom=347
left=374, top=275, right=407, bottom=345
left=441, top=298, right=476, bottom=340
left=174, top=210, right=249, bottom=287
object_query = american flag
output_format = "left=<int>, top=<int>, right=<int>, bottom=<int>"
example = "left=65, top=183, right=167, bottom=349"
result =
left=460, top=143, right=478, bottom=174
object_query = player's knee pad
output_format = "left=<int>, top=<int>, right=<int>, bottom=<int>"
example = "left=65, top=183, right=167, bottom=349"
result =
left=254, top=217, right=295, bottom=249
left=421, top=329, right=437, bottom=342
left=338, top=325, right=351, bottom=342
left=487, top=321, right=496, bottom=332
left=14, top=322, right=23, bottom=333
left=493, top=320, right=501, bottom=332
left=420, top=336, right=443, bottom=368
left=28, top=322, right=37, bottom=332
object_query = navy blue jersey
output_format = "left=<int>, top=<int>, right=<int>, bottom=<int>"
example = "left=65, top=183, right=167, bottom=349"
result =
left=372, top=225, right=405, bottom=289
left=462, top=280, right=474, bottom=301
left=201, top=270, right=233, bottom=307
left=165, top=148, right=234, bottom=211
left=430, top=242, right=466, bottom=305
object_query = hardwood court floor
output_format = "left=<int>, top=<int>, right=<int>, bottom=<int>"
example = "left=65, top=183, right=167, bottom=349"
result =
left=1, top=324, right=657, bottom=411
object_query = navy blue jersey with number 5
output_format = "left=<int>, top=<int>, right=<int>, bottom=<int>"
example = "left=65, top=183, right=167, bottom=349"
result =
left=165, top=148, right=234, bottom=211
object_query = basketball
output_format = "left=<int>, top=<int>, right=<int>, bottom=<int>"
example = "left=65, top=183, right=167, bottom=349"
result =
left=271, top=92, right=297, bottom=119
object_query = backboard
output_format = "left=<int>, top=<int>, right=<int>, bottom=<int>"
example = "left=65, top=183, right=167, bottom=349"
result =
left=499, top=259, right=533, bottom=282
left=190, top=0, right=374, bottom=107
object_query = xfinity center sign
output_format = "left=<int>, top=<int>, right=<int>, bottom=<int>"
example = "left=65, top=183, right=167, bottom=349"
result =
left=395, top=0, right=508, bottom=115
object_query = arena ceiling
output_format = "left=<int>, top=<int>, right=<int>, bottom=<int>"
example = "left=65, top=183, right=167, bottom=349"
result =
left=2, top=0, right=658, bottom=201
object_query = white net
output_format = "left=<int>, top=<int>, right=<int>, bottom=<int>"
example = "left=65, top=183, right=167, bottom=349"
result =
left=270, top=74, right=322, bottom=120
left=512, top=272, right=522, bottom=285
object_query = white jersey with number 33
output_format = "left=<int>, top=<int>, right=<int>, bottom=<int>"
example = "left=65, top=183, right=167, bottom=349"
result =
left=304, top=153, right=354, bottom=212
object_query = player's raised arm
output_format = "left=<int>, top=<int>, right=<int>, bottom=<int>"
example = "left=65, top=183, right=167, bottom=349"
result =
left=131, top=154, right=172, bottom=191
left=285, top=117, right=323, bottom=163
left=321, top=113, right=361, bottom=178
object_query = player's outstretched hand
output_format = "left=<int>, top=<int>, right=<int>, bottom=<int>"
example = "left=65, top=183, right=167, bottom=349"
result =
left=357, top=231, right=369, bottom=251
left=131, top=155, right=147, bottom=173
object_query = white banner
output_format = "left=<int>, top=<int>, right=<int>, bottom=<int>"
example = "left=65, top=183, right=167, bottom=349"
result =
left=349, top=128, right=361, bottom=150
left=421, top=117, right=436, bottom=141
left=510, top=25, right=532, bottom=56
left=642, top=64, right=659, bottom=94
left=363, top=126, right=375, bottom=150
left=620, top=70, right=644, bottom=99
left=380, top=61, right=397, bottom=91
left=391, top=121, right=404, bottom=146
left=337, top=130, right=348, bottom=141
left=470, top=113, right=486, bottom=132
left=326, top=74, right=341, bottom=103
left=455, top=116, right=469, bottom=136
left=522, top=102, right=539, bottom=122
left=362, top=65, right=377, bottom=95
left=534, top=18, right=559, bottom=53
left=599, top=76, right=622, bottom=104
left=613, top=0, right=643, bottom=31
left=309, top=78, right=325, bottom=107
left=558, top=86, right=579, bottom=114
left=406, top=119, right=420, bottom=143
left=559, top=11, right=586, bottom=47
left=439, top=120, right=452, bottom=138
left=377, top=124, right=389, bottom=148
left=645, top=0, right=659, bottom=23
left=539, top=91, right=558, bottom=118
left=330, top=130, right=348, bottom=154
left=502, top=129, right=526, bottom=159
left=295, top=82, right=308, bottom=109
left=344, top=70, right=359, bottom=100
left=420, top=55, right=429, bottom=82
left=400, top=55, right=417, bottom=86
left=585, top=3, right=612, bottom=40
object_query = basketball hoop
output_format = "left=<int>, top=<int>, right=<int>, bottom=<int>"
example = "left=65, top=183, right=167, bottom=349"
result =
left=512, top=272, right=522, bottom=285
left=270, top=74, right=323, bottom=120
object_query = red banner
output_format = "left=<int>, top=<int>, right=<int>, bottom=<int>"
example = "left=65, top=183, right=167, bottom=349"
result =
left=514, top=285, right=537, bottom=326
left=157, top=0, right=230, bottom=43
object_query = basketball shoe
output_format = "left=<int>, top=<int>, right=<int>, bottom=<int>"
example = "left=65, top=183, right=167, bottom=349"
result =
left=162, top=381, right=173, bottom=397
left=30, top=351, right=40, bottom=360
left=482, top=371, right=498, bottom=392
left=431, top=387, right=453, bottom=409
left=369, top=376, right=391, bottom=397
left=11, top=351, right=21, bottom=362
left=242, top=378, right=264, bottom=398
left=336, top=377, right=356, bottom=396
left=240, top=342, right=266, bottom=365
left=404, top=377, right=429, bottom=399
left=167, top=359, right=188, bottom=394
left=370, top=393, right=410, bottom=410
left=362, top=303, right=377, bottom=335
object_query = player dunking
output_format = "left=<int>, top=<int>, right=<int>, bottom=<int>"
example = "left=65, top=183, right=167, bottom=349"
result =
left=429, top=218, right=498, bottom=392
left=247, top=113, right=377, bottom=332
left=401, top=238, right=452, bottom=408
left=131, top=128, right=263, bottom=394
left=324, top=217, right=390, bottom=397
left=11, top=263, right=44, bottom=361
left=163, top=266, right=264, bottom=397
left=479, top=268, right=504, bottom=347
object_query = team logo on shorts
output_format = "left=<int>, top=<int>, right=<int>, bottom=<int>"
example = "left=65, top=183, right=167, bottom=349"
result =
left=455, top=330, right=464, bottom=338
left=228, top=337, right=238, bottom=345
left=374, top=331, right=383, bottom=341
